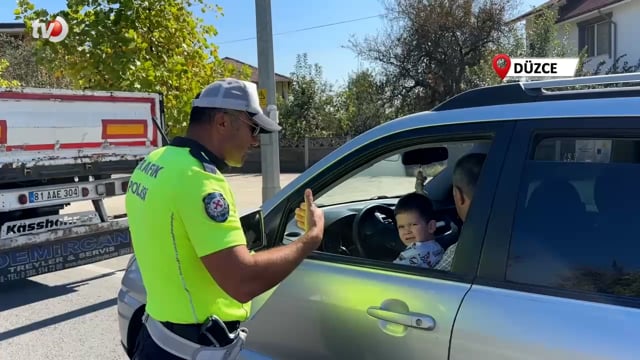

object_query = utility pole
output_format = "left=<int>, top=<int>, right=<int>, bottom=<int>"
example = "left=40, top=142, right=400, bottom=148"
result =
left=255, top=0, right=281, bottom=202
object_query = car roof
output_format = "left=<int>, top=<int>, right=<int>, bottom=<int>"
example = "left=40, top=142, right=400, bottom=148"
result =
left=433, top=72, right=640, bottom=111
left=263, top=73, right=640, bottom=211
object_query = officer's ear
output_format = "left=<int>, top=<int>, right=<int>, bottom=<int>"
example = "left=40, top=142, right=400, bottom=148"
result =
left=211, top=110, right=230, bottom=131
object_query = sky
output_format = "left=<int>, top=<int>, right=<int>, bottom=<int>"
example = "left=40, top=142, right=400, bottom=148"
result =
left=0, top=0, right=546, bottom=87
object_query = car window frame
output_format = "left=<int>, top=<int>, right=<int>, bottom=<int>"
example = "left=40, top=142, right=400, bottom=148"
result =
left=265, top=120, right=516, bottom=283
left=477, top=116, right=640, bottom=309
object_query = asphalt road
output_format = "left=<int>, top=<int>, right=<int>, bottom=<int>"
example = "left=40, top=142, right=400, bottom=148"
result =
left=0, top=256, right=131, bottom=360
left=0, top=173, right=299, bottom=360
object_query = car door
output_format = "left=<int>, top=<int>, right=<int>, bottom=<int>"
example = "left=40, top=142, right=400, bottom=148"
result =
left=241, top=120, right=514, bottom=360
left=451, top=117, right=640, bottom=359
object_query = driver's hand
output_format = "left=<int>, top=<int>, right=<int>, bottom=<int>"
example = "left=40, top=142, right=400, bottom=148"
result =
left=295, top=189, right=324, bottom=244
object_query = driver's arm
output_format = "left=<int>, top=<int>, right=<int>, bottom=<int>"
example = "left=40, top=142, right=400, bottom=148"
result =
left=433, top=244, right=456, bottom=271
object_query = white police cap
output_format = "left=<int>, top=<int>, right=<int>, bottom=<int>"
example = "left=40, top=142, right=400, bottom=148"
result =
left=192, top=78, right=281, bottom=133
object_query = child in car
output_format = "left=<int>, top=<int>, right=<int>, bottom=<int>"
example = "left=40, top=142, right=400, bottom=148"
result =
left=393, top=192, right=444, bottom=268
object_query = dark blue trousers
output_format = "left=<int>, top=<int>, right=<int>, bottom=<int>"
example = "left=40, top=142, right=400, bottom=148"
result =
left=132, top=325, right=184, bottom=360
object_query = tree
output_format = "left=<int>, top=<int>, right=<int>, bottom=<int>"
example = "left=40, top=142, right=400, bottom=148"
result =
left=468, top=6, right=640, bottom=89
left=349, top=0, right=514, bottom=115
left=0, top=59, right=21, bottom=88
left=577, top=54, right=640, bottom=78
left=465, top=7, right=577, bottom=88
left=335, top=69, right=390, bottom=136
left=524, top=7, right=575, bottom=58
left=0, top=34, right=73, bottom=88
left=558, top=262, right=640, bottom=298
left=14, top=0, right=251, bottom=138
left=278, top=53, right=339, bottom=139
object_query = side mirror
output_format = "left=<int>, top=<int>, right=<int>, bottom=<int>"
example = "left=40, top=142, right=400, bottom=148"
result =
left=240, top=208, right=267, bottom=251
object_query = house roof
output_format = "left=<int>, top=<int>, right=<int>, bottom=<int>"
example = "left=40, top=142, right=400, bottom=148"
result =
left=0, top=22, right=26, bottom=34
left=509, top=0, right=628, bottom=24
left=222, top=57, right=292, bottom=83
left=557, top=0, right=627, bottom=22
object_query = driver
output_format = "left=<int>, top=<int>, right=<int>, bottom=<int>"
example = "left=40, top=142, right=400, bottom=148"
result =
left=434, top=153, right=486, bottom=271
left=393, top=192, right=444, bottom=268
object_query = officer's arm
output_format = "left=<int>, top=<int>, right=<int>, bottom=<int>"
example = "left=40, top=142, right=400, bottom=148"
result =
left=200, top=232, right=319, bottom=303
left=176, top=171, right=320, bottom=303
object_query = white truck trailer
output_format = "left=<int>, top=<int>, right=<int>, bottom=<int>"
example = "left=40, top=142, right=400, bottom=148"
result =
left=0, top=87, right=166, bottom=284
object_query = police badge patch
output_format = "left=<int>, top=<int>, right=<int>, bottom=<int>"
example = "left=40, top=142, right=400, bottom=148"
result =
left=203, top=192, right=229, bottom=222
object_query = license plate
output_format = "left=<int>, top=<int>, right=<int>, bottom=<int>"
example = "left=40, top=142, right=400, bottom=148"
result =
left=29, top=187, right=80, bottom=203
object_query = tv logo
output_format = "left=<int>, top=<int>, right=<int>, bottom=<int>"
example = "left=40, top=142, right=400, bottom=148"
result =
left=32, top=16, right=69, bottom=43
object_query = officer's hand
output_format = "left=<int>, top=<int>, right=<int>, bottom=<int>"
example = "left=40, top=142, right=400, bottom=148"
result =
left=295, top=189, right=324, bottom=242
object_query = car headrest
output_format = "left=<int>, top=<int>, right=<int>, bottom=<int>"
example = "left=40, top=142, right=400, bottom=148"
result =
left=526, top=179, right=585, bottom=217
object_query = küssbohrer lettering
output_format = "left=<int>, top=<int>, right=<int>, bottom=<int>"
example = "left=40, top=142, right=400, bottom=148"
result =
left=514, top=60, right=558, bottom=74
left=3, top=215, right=89, bottom=236
left=0, top=231, right=130, bottom=269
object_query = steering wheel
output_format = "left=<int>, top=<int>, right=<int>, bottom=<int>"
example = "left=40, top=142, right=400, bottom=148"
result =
left=435, top=214, right=460, bottom=250
left=352, top=204, right=406, bottom=261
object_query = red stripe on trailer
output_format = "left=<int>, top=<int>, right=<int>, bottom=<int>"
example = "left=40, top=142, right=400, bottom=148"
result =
left=0, top=92, right=160, bottom=146
left=0, top=120, right=6, bottom=144
left=5, top=141, right=148, bottom=151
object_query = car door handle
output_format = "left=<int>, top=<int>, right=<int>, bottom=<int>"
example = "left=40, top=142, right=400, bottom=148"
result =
left=366, top=306, right=436, bottom=330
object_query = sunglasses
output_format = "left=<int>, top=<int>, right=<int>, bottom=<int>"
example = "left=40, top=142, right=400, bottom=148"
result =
left=225, top=111, right=261, bottom=136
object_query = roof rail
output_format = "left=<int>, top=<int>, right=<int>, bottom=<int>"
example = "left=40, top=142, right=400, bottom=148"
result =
left=432, top=72, right=640, bottom=112
left=522, top=72, right=640, bottom=90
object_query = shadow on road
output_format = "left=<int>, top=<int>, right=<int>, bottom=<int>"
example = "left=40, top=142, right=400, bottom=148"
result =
left=0, top=269, right=123, bottom=312
left=0, top=297, right=117, bottom=341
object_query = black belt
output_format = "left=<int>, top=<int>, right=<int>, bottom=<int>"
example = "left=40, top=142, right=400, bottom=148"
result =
left=161, top=320, right=240, bottom=346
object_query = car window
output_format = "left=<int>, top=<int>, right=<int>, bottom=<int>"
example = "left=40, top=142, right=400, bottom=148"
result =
left=315, top=143, right=478, bottom=207
left=506, top=136, right=640, bottom=299
left=281, top=139, right=493, bottom=270
left=314, top=153, right=444, bottom=206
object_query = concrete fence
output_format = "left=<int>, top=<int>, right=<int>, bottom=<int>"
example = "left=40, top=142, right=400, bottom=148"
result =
left=228, top=136, right=351, bottom=174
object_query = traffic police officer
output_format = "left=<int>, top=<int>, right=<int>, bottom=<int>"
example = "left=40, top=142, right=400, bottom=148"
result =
left=125, top=78, right=325, bottom=360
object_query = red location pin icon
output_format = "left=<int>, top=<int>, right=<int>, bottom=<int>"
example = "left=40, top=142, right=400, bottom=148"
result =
left=492, top=54, right=511, bottom=80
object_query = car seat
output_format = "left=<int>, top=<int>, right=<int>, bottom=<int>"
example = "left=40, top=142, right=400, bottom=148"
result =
left=522, top=179, right=588, bottom=244
left=509, top=179, right=587, bottom=286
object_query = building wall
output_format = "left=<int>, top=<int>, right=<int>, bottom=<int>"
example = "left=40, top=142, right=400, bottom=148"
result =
left=227, top=136, right=350, bottom=174
left=249, top=80, right=290, bottom=102
left=557, top=0, right=640, bottom=72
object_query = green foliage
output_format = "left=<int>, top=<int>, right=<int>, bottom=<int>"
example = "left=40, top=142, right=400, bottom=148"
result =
left=466, top=6, right=639, bottom=88
left=0, top=33, right=73, bottom=88
left=278, top=54, right=392, bottom=139
left=278, top=53, right=338, bottom=139
left=578, top=54, right=640, bottom=76
left=335, top=69, right=390, bottom=136
left=558, top=262, right=640, bottom=298
left=0, top=59, right=21, bottom=88
left=556, top=53, right=640, bottom=90
left=465, top=7, right=577, bottom=87
left=349, top=0, right=513, bottom=115
left=14, top=0, right=251, bottom=138
left=525, top=7, right=574, bottom=57
left=281, top=4, right=640, bottom=140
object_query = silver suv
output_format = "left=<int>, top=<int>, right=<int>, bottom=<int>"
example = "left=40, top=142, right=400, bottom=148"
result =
left=118, top=73, right=640, bottom=359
